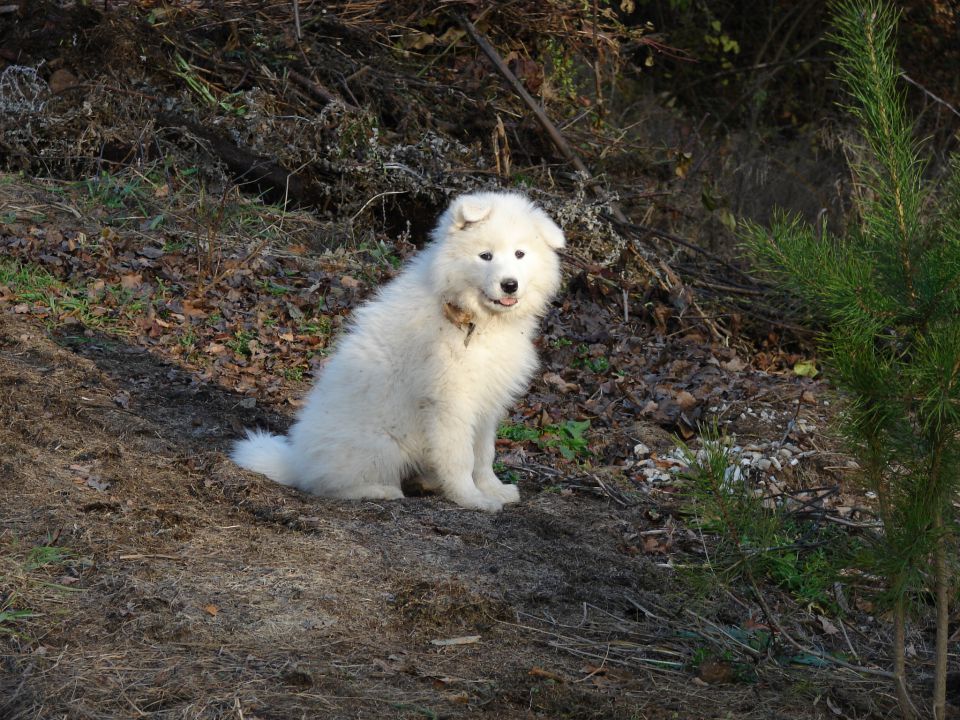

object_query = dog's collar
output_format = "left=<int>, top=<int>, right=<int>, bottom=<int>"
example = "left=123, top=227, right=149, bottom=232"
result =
left=442, top=302, right=476, bottom=347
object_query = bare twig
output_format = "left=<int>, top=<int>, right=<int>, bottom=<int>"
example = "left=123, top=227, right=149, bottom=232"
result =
left=457, top=13, right=627, bottom=224
left=749, top=576, right=897, bottom=680
left=901, top=73, right=960, bottom=120
left=291, top=0, right=301, bottom=41
left=611, top=216, right=756, bottom=284
left=287, top=69, right=359, bottom=112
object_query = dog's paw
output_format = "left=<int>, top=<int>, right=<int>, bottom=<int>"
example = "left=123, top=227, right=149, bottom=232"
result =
left=446, top=488, right=504, bottom=513
left=477, top=477, right=520, bottom=504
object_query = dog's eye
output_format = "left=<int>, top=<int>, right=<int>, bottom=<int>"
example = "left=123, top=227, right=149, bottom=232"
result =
left=515, top=250, right=525, bottom=259
left=479, top=252, right=493, bottom=261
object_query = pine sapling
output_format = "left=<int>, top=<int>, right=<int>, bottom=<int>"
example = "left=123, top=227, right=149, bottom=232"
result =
left=742, top=2, right=960, bottom=716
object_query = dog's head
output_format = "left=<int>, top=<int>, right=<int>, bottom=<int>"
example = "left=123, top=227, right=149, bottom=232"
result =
left=429, top=191, right=565, bottom=320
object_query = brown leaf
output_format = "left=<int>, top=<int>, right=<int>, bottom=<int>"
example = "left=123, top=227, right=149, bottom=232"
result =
left=721, top=356, right=746, bottom=372
left=120, top=273, right=143, bottom=290
left=697, top=660, right=736, bottom=684
left=542, top=371, right=578, bottom=393
left=642, top=536, right=670, bottom=555
left=85, top=475, right=110, bottom=492
left=675, top=390, right=697, bottom=410
left=181, top=300, right=208, bottom=319
left=202, top=604, right=220, bottom=617
left=138, top=245, right=165, bottom=259
left=818, top=615, right=840, bottom=636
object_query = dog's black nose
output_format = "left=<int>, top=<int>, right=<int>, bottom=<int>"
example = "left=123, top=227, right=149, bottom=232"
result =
left=500, top=278, right=518, bottom=294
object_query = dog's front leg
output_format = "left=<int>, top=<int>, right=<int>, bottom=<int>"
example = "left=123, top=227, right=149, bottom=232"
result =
left=427, top=415, right=504, bottom=512
left=473, top=416, right=520, bottom=504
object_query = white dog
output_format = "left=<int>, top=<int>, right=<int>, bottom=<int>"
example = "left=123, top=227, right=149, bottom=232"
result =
left=232, top=191, right=565, bottom=511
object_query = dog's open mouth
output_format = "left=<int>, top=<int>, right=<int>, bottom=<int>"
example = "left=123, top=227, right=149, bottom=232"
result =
left=488, top=296, right=518, bottom=307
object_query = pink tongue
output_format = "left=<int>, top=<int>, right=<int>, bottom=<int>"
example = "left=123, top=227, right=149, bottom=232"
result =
left=498, top=297, right=518, bottom=306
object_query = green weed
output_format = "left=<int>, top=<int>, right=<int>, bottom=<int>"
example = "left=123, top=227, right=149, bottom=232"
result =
left=492, top=461, right=520, bottom=485
left=572, top=343, right=611, bottom=374
left=0, top=259, right=130, bottom=333
left=299, top=315, right=332, bottom=337
left=360, top=240, right=402, bottom=269
left=172, top=53, right=247, bottom=116
left=283, top=366, right=305, bottom=382
left=227, top=329, right=257, bottom=357
left=258, top=279, right=292, bottom=296
left=24, top=544, right=73, bottom=571
left=681, top=432, right=850, bottom=612
left=1, top=541, right=80, bottom=638
left=498, top=419, right=592, bottom=461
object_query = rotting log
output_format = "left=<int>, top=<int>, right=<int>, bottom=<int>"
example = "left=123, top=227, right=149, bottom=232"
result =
left=159, top=113, right=333, bottom=207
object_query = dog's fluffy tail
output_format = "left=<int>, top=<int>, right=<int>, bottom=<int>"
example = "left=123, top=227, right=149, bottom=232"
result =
left=232, top=430, right=296, bottom=486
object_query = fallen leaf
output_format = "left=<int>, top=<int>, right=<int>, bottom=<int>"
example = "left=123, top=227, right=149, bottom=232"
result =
left=675, top=390, right=697, bottom=410
left=793, top=360, right=818, bottom=378
left=120, top=273, right=143, bottom=290
left=202, top=604, right=220, bottom=617
left=818, top=615, right=840, bottom=636
left=85, top=475, right=110, bottom=492
left=542, top=371, right=578, bottom=393
left=642, top=536, right=670, bottom=554
left=721, top=356, right=746, bottom=372
left=697, top=659, right=736, bottom=684
left=181, top=300, right=208, bottom=319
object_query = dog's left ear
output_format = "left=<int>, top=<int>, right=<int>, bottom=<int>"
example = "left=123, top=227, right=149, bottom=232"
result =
left=451, top=195, right=493, bottom=229
left=537, top=216, right=566, bottom=250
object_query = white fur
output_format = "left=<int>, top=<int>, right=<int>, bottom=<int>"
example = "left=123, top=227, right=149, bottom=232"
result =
left=232, top=191, right=565, bottom=512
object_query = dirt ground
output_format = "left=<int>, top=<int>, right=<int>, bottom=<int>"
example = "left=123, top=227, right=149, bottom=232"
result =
left=1, top=1, right=945, bottom=718
left=0, top=308, right=888, bottom=719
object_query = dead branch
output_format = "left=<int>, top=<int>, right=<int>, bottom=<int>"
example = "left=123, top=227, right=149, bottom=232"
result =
left=458, top=13, right=628, bottom=224
left=287, top=68, right=359, bottom=113
left=159, top=113, right=331, bottom=206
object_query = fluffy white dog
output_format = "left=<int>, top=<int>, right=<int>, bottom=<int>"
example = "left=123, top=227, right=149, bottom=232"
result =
left=232, top=191, right=565, bottom=511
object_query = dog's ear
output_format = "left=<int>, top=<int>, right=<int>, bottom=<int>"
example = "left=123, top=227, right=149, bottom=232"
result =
left=537, top=216, right=566, bottom=250
left=451, top=195, right=493, bottom=229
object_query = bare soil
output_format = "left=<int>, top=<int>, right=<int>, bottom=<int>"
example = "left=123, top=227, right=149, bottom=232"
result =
left=0, top=309, right=885, bottom=719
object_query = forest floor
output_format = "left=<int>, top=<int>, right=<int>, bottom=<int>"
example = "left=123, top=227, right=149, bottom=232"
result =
left=0, top=2, right=946, bottom=718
